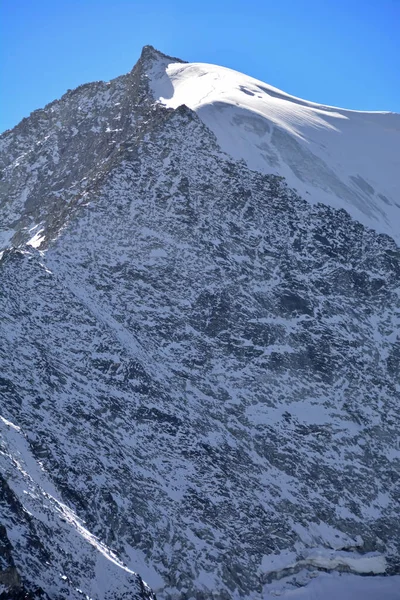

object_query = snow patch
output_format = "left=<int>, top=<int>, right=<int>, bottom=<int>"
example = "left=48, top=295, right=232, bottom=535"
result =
left=27, top=229, right=45, bottom=248
left=300, top=548, right=386, bottom=574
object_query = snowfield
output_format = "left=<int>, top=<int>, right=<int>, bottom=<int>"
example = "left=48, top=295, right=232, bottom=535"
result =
left=150, top=59, right=400, bottom=243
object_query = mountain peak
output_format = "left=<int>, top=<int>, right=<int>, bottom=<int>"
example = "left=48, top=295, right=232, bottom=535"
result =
left=138, top=44, right=186, bottom=67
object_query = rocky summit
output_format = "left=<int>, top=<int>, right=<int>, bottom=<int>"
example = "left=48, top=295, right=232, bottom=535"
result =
left=0, top=46, right=399, bottom=600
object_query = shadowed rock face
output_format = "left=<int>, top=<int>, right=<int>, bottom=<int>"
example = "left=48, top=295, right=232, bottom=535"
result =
left=0, top=47, right=400, bottom=599
left=0, top=46, right=184, bottom=251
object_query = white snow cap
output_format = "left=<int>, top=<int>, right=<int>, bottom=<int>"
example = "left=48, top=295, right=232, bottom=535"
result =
left=148, top=52, right=400, bottom=243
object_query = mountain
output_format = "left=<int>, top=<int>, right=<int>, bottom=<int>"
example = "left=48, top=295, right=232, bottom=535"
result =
left=0, top=45, right=399, bottom=600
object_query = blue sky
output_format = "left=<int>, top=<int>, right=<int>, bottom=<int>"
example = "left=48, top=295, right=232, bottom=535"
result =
left=1, top=0, right=399, bottom=132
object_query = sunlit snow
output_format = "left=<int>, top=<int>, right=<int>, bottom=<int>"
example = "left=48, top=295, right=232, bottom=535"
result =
left=150, top=60, right=400, bottom=242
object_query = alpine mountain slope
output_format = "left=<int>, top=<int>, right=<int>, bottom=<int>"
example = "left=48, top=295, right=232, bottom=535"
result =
left=0, top=46, right=399, bottom=600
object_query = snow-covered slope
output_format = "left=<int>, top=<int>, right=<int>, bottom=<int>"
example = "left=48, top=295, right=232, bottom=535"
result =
left=1, top=46, right=400, bottom=600
left=149, top=59, right=400, bottom=243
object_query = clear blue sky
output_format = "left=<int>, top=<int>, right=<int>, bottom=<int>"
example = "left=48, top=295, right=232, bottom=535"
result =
left=1, top=0, right=399, bottom=133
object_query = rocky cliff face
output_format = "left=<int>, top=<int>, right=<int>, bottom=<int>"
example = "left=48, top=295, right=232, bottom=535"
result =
left=0, top=46, right=399, bottom=599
